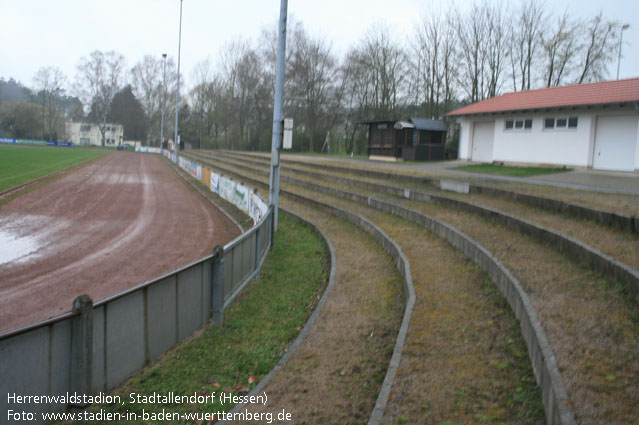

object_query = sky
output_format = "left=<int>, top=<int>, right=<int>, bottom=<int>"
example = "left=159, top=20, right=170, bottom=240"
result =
left=1, top=0, right=637, bottom=93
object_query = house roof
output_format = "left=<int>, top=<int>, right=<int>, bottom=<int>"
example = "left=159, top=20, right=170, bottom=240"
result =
left=410, top=117, right=447, bottom=131
left=361, top=118, right=447, bottom=132
left=447, top=78, right=639, bottom=116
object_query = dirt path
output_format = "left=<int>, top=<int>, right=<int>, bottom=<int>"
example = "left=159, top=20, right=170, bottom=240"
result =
left=0, top=152, right=241, bottom=332
left=228, top=198, right=404, bottom=424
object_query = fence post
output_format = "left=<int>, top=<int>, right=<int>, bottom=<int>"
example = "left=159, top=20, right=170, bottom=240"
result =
left=211, top=245, right=225, bottom=326
left=269, top=206, right=275, bottom=250
left=255, top=226, right=262, bottom=270
left=70, top=295, right=93, bottom=407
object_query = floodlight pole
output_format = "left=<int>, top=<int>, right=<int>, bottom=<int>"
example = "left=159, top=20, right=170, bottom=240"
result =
left=173, top=0, right=183, bottom=164
left=269, top=0, right=288, bottom=232
left=160, top=53, right=167, bottom=155
left=616, top=24, right=630, bottom=80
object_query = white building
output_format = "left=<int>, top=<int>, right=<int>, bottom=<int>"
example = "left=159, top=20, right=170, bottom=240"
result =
left=448, top=78, right=639, bottom=173
left=66, top=122, right=124, bottom=147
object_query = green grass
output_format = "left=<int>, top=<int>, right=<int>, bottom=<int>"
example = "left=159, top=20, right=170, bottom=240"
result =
left=454, top=163, right=572, bottom=177
left=0, top=145, right=108, bottom=192
left=58, top=211, right=329, bottom=424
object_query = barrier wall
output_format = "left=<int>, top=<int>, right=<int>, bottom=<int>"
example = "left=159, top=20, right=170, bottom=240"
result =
left=0, top=154, right=273, bottom=424
left=134, top=146, right=162, bottom=154
left=0, top=138, right=74, bottom=147
left=177, top=155, right=268, bottom=223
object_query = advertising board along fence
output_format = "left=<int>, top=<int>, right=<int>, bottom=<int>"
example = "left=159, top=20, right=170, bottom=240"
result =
left=0, top=153, right=273, bottom=424
left=0, top=138, right=75, bottom=147
left=135, top=146, right=162, bottom=154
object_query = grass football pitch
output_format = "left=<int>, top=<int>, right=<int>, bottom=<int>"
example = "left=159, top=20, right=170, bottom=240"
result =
left=0, top=145, right=108, bottom=192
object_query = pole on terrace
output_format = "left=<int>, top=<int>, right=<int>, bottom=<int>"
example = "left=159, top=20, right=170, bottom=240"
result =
left=269, top=0, right=288, bottom=232
left=173, top=0, right=183, bottom=164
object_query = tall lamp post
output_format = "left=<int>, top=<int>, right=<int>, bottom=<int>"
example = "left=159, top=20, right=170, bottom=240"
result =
left=617, top=24, right=630, bottom=80
left=173, top=0, right=183, bottom=163
left=269, top=0, right=288, bottom=232
left=160, top=53, right=167, bottom=155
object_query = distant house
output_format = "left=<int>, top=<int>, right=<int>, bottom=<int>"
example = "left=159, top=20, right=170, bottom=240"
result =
left=447, top=78, right=639, bottom=173
left=66, top=122, right=124, bottom=147
left=364, top=117, right=447, bottom=161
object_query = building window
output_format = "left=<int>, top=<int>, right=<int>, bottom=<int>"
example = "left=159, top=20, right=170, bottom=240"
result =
left=505, top=118, right=532, bottom=132
left=80, top=125, right=91, bottom=132
left=544, top=116, right=578, bottom=130
left=568, top=117, right=578, bottom=128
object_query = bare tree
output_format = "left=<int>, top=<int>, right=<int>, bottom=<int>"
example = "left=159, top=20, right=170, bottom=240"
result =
left=456, top=3, right=487, bottom=102
left=32, top=66, right=67, bottom=140
left=576, top=13, right=620, bottom=83
left=541, top=13, right=580, bottom=87
left=189, top=58, right=218, bottom=149
left=75, top=50, right=125, bottom=146
left=483, top=2, right=508, bottom=97
left=508, top=0, right=544, bottom=91
left=217, top=39, right=249, bottom=149
left=355, top=23, right=409, bottom=117
left=287, top=23, right=340, bottom=152
left=341, top=49, right=372, bottom=154
left=412, top=9, right=460, bottom=116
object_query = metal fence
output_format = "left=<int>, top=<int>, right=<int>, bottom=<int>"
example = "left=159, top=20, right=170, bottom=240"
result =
left=0, top=157, right=274, bottom=424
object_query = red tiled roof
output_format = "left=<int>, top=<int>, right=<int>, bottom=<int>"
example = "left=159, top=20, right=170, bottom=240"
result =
left=447, top=78, right=639, bottom=116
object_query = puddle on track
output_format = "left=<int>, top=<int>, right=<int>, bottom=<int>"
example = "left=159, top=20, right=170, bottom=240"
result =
left=0, top=229, right=40, bottom=265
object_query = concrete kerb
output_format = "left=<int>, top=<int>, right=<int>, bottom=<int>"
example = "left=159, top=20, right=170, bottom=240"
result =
left=470, top=185, right=637, bottom=234
left=368, top=198, right=577, bottom=425
left=208, top=153, right=639, bottom=303
left=430, top=196, right=639, bottom=302
left=216, top=150, right=637, bottom=235
left=198, top=155, right=576, bottom=425
left=186, top=155, right=416, bottom=425
left=277, top=190, right=415, bottom=425
left=218, top=209, right=337, bottom=425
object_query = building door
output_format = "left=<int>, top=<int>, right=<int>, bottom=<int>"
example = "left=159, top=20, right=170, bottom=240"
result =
left=471, top=121, right=495, bottom=162
left=593, top=115, right=638, bottom=172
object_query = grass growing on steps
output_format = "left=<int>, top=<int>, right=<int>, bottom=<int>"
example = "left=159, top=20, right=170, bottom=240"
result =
left=59, top=211, right=329, bottom=424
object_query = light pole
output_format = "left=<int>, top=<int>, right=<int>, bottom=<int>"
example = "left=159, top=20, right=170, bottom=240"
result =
left=160, top=53, right=167, bottom=155
left=173, top=0, right=183, bottom=163
left=269, top=0, right=288, bottom=232
left=617, top=24, right=630, bottom=80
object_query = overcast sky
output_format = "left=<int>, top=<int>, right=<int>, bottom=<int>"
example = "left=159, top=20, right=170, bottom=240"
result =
left=2, top=0, right=637, bottom=93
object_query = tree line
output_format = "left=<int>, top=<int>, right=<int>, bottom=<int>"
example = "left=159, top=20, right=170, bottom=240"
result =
left=0, top=0, right=627, bottom=153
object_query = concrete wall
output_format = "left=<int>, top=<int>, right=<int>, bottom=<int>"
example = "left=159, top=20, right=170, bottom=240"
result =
left=455, top=105, right=639, bottom=171
left=493, top=113, right=592, bottom=167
